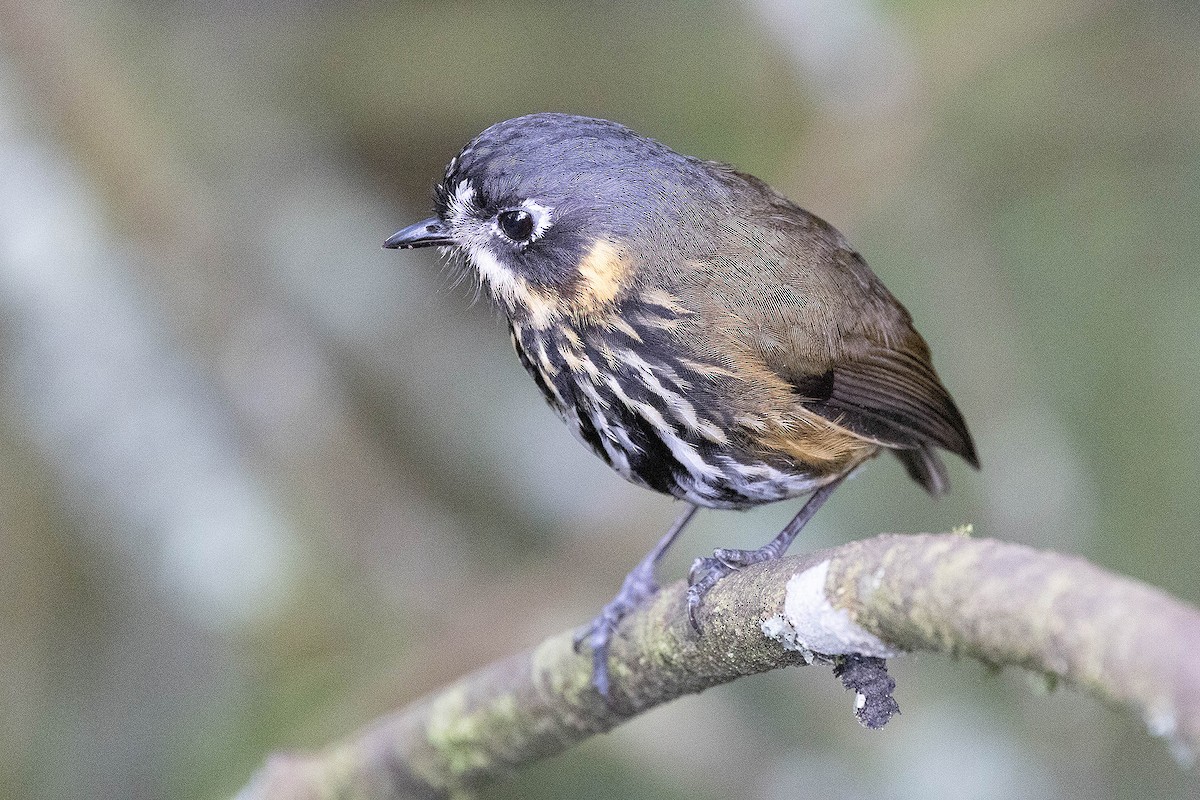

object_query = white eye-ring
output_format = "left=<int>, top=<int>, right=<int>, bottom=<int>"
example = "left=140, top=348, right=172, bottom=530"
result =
left=493, top=200, right=553, bottom=246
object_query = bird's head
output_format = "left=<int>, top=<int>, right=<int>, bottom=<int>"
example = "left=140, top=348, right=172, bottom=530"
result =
left=385, top=113, right=727, bottom=327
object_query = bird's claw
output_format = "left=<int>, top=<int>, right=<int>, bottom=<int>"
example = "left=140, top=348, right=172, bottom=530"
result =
left=573, top=611, right=620, bottom=697
left=575, top=563, right=661, bottom=698
left=686, top=555, right=735, bottom=632
left=686, top=546, right=777, bottom=631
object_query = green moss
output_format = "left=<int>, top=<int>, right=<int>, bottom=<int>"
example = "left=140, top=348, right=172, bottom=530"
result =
left=415, top=683, right=545, bottom=797
left=532, top=634, right=590, bottom=704
left=426, top=688, right=512, bottom=776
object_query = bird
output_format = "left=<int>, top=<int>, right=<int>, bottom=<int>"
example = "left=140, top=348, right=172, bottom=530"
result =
left=384, top=113, right=978, bottom=698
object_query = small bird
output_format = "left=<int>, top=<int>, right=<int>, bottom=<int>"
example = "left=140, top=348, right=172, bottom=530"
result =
left=385, top=113, right=978, bottom=697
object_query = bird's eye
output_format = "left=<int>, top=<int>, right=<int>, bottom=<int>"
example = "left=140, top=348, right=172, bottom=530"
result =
left=497, top=209, right=535, bottom=242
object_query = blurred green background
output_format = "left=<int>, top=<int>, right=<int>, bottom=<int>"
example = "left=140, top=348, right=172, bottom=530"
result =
left=1, top=1, right=1197, bottom=798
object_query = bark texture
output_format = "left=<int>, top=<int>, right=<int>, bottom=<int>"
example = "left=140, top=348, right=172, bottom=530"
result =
left=236, top=533, right=1200, bottom=800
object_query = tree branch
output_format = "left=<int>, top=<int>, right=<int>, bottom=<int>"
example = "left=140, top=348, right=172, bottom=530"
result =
left=235, top=532, right=1200, bottom=799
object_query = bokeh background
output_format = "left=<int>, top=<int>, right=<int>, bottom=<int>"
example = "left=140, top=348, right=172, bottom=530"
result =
left=2, top=1, right=1198, bottom=798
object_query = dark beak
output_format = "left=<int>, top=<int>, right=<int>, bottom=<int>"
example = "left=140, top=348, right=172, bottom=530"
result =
left=383, top=217, right=454, bottom=249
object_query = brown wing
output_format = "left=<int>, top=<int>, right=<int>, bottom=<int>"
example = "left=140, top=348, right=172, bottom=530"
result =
left=788, top=335, right=976, bottom=452
left=693, top=168, right=978, bottom=493
left=795, top=343, right=979, bottom=492
left=771, top=250, right=978, bottom=494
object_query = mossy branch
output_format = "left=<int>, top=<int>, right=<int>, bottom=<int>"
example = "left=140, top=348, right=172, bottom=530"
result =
left=235, top=533, right=1200, bottom=800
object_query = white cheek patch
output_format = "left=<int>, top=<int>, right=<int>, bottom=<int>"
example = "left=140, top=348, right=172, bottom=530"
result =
left=466, top=246, right=517, bottom=298
left=466, top=245, right=560, bottom=328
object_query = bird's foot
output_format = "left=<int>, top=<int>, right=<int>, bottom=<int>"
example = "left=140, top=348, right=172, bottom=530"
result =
left=686, top=545, right=778, bottom=631
left=573, top=558, right=661, bottom=699
left=685, top=479, right=845, bottom=630
left=575, top=504, right=701, bottom=699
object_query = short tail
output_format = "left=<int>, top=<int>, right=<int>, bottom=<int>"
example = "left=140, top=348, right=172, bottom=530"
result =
left=894, top=445, right=950, bottom=496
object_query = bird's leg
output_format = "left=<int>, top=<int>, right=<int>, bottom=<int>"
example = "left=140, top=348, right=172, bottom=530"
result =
left=574, top=503, right=700, bottom=697
left=686, top=475, right=846, bottom=631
